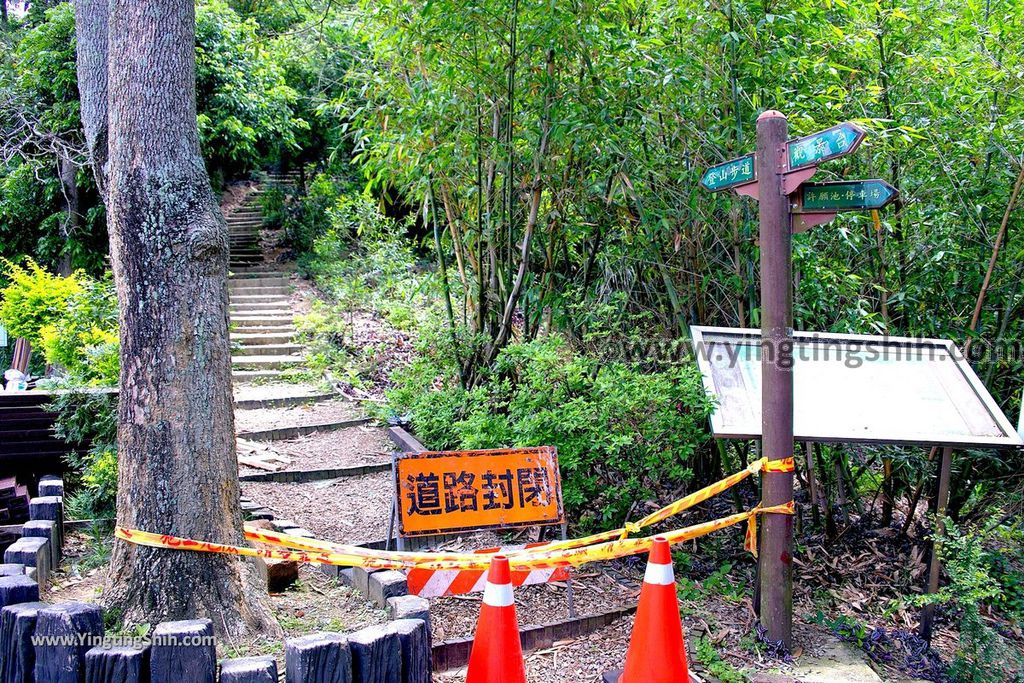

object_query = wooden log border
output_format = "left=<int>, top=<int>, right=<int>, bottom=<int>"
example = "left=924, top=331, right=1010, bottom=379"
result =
left=431, top=605, right=638, bottom=672
left=234, top=393, right=336, bottom=410
left=239, top=462, right=390, bottom=484
left=236, top=417, right=373, bottom=442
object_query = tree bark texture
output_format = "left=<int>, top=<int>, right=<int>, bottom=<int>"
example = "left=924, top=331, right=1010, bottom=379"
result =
left=76, top=0, right=278, bottom=638
left=73, top=0, right=109, bottom=198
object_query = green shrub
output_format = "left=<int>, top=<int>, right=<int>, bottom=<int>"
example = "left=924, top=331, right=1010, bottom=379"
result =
left=387, top=332, right=713, bottom=530
left=261, top=173, right=337, bottom=253
left=39, top=275, right=119, bottom=386
left=918, top=519, right=1024, bottom=682
left=0, top=259, right=81, bottom=347
left=50, top=389, right=118, bottom=520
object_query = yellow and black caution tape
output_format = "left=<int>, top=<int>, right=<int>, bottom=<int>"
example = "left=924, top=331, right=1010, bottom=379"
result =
left=115, top=457, right=796, bottom=570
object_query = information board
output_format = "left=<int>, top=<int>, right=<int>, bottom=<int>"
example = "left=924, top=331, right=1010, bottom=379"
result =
left=690, top=327, right=1023, bottom=448
left=395, top=447, right=565, bottom=537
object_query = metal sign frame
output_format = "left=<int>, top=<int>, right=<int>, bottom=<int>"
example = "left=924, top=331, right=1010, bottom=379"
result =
left=690, top=326, right=1023, bottom=448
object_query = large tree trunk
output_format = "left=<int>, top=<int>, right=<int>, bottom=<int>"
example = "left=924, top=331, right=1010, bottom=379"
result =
left=75, top=0, right=278, bottom=638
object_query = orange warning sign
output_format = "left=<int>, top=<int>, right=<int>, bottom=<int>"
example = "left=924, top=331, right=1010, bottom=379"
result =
left=395, top=447, right=565, bottom=537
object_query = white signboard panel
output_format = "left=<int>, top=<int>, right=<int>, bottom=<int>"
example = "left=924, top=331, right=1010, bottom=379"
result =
left=691, top=327, right=1022, bottom=448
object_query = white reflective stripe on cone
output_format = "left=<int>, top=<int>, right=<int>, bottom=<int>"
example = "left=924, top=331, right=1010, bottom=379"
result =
left=483, top=581, right=514, bottom=607
left=644, top=562, right=675, bottom=586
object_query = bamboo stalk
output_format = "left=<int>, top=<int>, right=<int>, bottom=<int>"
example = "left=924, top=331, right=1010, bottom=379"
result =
left=964, top=161, right=1024, bottom=355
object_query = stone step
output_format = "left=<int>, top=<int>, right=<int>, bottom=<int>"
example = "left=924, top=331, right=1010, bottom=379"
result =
left=228, top=279, right=288, bottom=287
left=231, top=316, right=294, bottom=328
left=229, top=279, right=287, bottom=286
left=230, top=268, right=282, bottom=276
left=228, top=295, right=291, bottom=304
left=230, top=308, right=293, bottom=317
left=232, top=327, right=296, bottom=337
left=229, top=302, right=291, bottom=311
left=231, top=332, right=296, bottom=345
left=232, top=355, right=304, bottom=370
left=232, top=369, right=284, bottom=384
left=234, top=392, right=336, bottom=410
left=229, top=273, right=289, bottom=280
left=233, top=343, right=304, bottom=357
left=228, top=286, right=289, bottom=295
left=230, top=300, right=292, bottom=310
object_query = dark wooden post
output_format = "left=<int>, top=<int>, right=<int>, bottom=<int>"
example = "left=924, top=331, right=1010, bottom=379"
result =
left=920, top=445, right=953, bottom=642
left=756, top=110, right=795, bottom=648
left=33, top=602, right=105, bottom=683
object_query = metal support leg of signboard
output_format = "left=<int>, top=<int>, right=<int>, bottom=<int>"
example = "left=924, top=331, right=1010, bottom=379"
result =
left=388, top=452, right=405, bottom=552
left=561, top=522, right=576, bottom=618
left=920, top=445, right=953, bottom=642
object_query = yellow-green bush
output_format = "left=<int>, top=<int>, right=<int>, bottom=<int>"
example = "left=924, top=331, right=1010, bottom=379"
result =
left=39, top=277, right=120, bottom=386
left=0, top=259, right=81, bottom=347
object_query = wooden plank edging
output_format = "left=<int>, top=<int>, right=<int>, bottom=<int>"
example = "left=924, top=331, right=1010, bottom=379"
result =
left=239, top=462, right=391, bottom=483
left=236, top=417, right=372, bottom=442
left=388, top=426, right=425, bottom=454
left=431, top=605, right=638, bottom=672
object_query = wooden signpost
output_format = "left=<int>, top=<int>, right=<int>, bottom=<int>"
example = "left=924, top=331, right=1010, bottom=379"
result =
left=701, top=112, right=898, bottom=648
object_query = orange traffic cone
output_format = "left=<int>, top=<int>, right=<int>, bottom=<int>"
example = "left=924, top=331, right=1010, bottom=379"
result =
left=619, top=537, right=691, bottom=683
left=466, top=555, right=527, bottom=683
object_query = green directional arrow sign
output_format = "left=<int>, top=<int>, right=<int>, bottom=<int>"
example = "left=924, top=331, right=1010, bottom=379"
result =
left=798, top=179, right=898, bottom=212
left=701, top=153, right=755, bottom=192
left=787, top=122, right=866, bottom=170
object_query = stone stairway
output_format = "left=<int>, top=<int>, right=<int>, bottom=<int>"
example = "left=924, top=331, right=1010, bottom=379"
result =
left=227, top=181, right=305, bottom=383
left=229, top=273, right=304, bottom=383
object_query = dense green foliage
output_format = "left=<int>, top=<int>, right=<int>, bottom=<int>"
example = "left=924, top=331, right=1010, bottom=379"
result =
left=344, top=0, right=1024, bottom=406
left=919, top=520, right=1024, bottom=682
left=50, top=389, right=118, bottom=520
left=0, top=258, right=81, bottom=346
left=38, top=275, right=118, bottom=386
left=0, top=5, right=105, bottom=272
left=195, top=0, right=307, bottom=181
left=0, top=259, right=118, bottom=383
